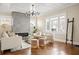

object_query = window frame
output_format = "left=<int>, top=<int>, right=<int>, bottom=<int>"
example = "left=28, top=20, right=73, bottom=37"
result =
left=46, top=14, right=66, bottom=34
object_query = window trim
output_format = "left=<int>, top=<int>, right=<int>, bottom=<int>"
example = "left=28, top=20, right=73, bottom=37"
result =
left=46, top=14, right=66, bottom=34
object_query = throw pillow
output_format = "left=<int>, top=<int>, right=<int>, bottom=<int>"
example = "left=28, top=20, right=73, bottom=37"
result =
left=2, top=32, right=9, bottom=38
left=7, top=32, right=15, bottom=37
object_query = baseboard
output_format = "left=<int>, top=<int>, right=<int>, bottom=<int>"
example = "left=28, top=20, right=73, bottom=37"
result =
left=54, top=38, right=65, bottom=43
left=54, top=38, right=79, bottom=46
left=73, top=41, right=79, bottom=45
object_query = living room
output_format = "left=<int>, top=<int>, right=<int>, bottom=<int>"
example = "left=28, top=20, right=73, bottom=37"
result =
left=0, top=3, right=79, bottom=55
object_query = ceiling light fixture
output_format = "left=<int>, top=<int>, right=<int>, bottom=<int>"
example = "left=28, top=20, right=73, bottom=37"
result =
left=26, top=4, right=40, bottom=16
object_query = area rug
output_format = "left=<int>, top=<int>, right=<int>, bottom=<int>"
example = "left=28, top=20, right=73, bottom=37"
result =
left=11, top=40, right=31, bottom=52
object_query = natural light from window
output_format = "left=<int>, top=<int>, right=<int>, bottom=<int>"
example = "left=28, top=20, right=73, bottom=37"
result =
left=46, top=15, right=66, bottom=34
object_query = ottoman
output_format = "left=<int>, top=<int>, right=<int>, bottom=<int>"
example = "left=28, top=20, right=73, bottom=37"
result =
left=31, top=39, right=39, bottom=48
left=39, top=38, right=46, bottom=47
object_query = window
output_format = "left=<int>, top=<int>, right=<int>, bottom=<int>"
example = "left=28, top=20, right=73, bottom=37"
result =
left=46, top=15, right=66, bottom=33
left=50, top=17, right=58, bottom=32
left=0, top=16, right=12, bottom=25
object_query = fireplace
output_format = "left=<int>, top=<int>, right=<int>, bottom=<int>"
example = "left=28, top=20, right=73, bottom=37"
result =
left=15, top=33, right=29, bottom=37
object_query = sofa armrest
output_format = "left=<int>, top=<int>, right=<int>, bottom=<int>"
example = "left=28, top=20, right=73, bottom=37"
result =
left=0, top=36, right=22, bottom=50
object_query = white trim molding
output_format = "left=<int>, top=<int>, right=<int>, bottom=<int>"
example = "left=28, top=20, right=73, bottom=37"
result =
left=54, top=38, right=65, bottom=43
left=73, top=41, right=79, bottom=45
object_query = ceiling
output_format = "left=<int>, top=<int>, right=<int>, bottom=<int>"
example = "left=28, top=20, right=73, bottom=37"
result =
left=0, top=3, right=78, bottom=16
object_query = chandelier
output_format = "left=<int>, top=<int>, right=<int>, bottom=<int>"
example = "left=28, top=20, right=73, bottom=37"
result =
left=26, top=4, right=40, bottom=16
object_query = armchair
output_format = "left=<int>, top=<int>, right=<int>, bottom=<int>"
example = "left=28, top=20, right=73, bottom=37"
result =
left=0, top=35, right=22, bottom=54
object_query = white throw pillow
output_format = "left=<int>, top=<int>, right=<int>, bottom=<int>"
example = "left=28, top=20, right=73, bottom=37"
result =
left=2, top=32, right=9, bottom=38
left=7, top=32, right=15, bottom=37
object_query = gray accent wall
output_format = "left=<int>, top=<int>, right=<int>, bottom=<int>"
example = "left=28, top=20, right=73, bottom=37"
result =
left=12, top=12, right=30, bottom=33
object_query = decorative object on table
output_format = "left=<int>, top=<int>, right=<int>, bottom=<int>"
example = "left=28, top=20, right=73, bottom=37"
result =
left=33, top=26, right=38, bottom=33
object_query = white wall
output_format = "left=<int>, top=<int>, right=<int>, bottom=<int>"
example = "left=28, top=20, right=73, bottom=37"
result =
left=0, top=13, right=12, bottom=25
left=0, top=13, right=12, bottom=31
left=66, top=4, right=79, bottom=45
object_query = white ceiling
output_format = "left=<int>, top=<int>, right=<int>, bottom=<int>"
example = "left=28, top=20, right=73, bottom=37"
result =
left=0, top=3, right=78, bottom=16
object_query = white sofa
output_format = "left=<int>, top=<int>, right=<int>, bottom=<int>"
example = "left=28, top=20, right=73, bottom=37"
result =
left=0, top=24, right=23, bottom=54
left=0, top=35, right=22, bottom=54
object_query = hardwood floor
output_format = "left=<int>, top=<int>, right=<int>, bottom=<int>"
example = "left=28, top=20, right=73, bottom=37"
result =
left=31, top=41, right=79, bottom=55
left=0, top=41, right=79, bottom=55
left=0, top=48, right=31, bottom=55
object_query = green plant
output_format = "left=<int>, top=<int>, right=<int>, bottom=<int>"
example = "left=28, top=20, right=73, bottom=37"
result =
left=33, top=26, right=38, bottom=33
